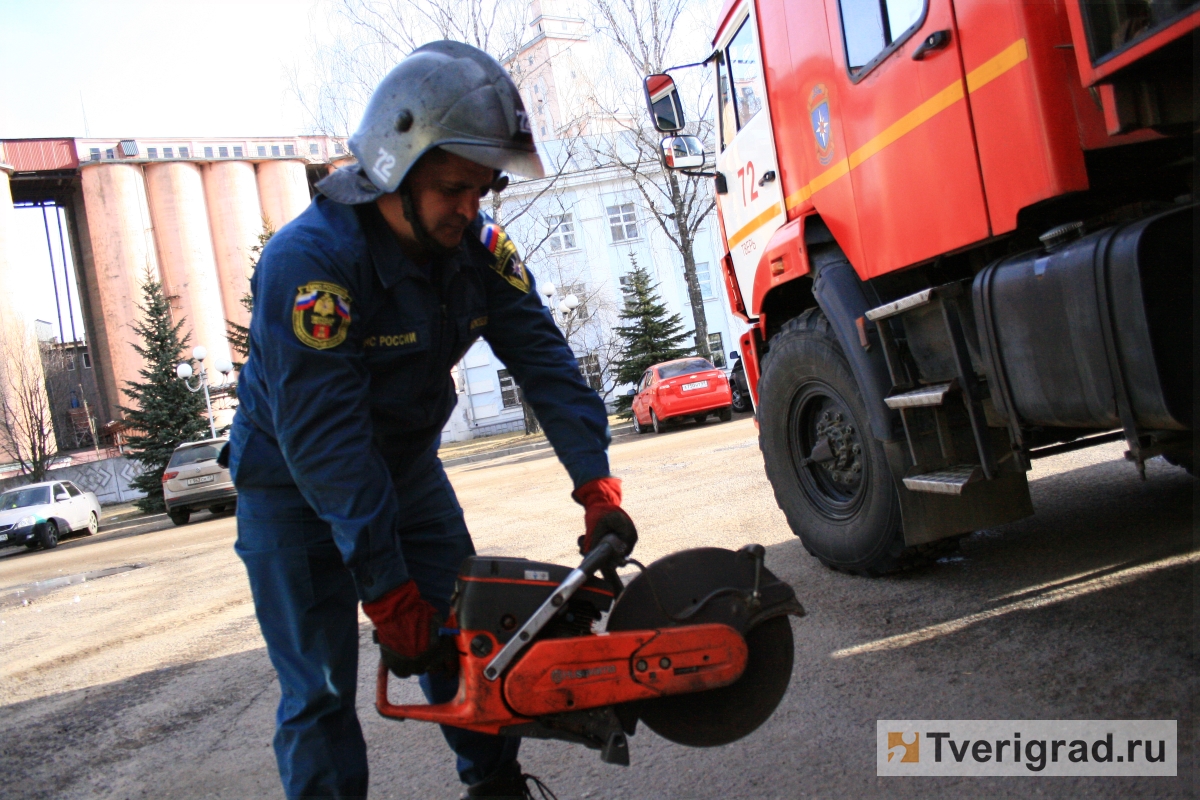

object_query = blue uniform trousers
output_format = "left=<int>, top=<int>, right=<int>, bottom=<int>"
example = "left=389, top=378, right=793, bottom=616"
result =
left=235, top=455, right=520, bottom=799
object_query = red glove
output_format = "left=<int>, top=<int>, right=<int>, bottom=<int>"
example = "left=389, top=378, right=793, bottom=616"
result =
left=572, top=477, right=638, bottom=556
left=362, top=580, right=456, bottom=677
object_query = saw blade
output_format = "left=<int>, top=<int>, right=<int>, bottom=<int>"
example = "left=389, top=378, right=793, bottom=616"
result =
left=606, top=547, right=798, bottom=747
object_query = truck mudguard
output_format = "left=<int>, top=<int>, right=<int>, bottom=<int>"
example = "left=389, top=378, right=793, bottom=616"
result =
left=808, top=248, right=902, bottom=444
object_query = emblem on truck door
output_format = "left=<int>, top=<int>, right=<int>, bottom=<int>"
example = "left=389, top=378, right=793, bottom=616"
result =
left=808, top=84, right=834, bottom=166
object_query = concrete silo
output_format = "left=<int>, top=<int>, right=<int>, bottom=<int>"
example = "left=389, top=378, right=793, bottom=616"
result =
left=143, top=161, right=231, bottom=381
left=255, top=160, right=310, bottom=232
left=79, top=162, right=163, bottom=415
left=255, top=158, right=312, bottom=230
left=203, top=160, right=261, bottom=328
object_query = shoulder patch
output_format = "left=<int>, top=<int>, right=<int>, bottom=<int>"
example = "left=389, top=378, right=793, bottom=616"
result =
left=480, top=222, right=531, bottom=293
left=293, top=281, right=352, bottom=349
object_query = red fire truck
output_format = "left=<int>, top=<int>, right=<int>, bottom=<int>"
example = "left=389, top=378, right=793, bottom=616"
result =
left=644, top=0, right=1194, bottom=573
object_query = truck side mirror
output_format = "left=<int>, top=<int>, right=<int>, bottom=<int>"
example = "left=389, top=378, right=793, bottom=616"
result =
left=730, top=351, right=740, bottom=360
left=644, top=73, right=685, bottom=132
left=660, top=135, right=706, bottom=170
left=626, top=388, right=636, bottom=397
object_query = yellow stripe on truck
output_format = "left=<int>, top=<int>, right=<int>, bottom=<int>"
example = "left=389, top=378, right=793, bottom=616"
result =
left=770, top=38, right=1029, bottom=214
left=726, top=201, right=784, bottom=248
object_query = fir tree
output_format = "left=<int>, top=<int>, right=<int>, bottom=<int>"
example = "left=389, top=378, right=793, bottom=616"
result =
left=225, top=220, right=274, bottom=369
left=612, top=256, right=693, bottom=414
left=121, top=271, right=209, bottom=513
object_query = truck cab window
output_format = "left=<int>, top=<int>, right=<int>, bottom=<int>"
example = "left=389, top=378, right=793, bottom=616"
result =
left=726, top=18, right=763, bottom=129
left=716, top=55, right=736, bottom=150
left=839, top=0, right=926, bottom=72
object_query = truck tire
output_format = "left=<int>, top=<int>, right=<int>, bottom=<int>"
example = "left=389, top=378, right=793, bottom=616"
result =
left=758, top=309, right=905, bottom=574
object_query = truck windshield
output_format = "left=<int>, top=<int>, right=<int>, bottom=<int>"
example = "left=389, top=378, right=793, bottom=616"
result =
left=0, top=487, right=51, bottom=510
left=659, top=359, right=715, bottom=379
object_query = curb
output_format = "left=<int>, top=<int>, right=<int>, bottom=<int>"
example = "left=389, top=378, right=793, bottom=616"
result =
left=441, top=423, right=635, bottom=469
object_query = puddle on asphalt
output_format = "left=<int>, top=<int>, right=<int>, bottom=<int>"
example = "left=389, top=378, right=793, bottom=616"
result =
left=0, top=564, right=145, bottom=608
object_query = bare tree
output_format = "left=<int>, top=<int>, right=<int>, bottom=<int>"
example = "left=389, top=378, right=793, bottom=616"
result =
left=583, top=0, right=718, bottom=359
left=0, top=310, right=58, bottom=482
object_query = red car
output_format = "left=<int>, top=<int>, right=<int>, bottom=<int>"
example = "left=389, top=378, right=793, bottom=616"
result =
left=629, top=358, right=733, bottom=434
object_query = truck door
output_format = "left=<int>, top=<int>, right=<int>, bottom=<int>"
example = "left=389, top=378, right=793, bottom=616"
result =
left=831, top=0, right=990, bottom=276
left=714, top=4, right=787, bottom=308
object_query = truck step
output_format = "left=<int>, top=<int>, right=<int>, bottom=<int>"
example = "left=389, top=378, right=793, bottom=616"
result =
left=885, top=382, right=954, bottom=409
left=864, top=288, right=933, bottom=321
left=902, top=465, right=983, bottom=495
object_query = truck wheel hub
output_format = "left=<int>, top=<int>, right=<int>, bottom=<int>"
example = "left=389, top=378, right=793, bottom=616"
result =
left=816, top=410, right=862, bottom=487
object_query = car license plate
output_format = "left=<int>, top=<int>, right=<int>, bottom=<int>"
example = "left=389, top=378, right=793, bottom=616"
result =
left=681, top=380, right=708, bottom=391
left=185, top=474, right=216, bottom=486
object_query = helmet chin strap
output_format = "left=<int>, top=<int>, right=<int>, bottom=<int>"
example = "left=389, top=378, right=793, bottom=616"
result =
left=398, top=182, right=457, bottom=259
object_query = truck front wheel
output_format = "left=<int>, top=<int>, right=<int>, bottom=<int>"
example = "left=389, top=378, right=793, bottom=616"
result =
left=758, top=310, right=904, bottom=574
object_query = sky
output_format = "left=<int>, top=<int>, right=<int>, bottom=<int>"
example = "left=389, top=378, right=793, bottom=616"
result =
left=1, top=0, right=326, bottom=336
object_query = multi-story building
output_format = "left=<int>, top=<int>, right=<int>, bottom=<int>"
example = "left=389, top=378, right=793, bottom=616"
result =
left=437, top=1, right=746, bottom=442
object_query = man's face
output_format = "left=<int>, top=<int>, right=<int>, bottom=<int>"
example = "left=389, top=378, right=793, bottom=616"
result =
left=407, top=151, right=495, bottom=249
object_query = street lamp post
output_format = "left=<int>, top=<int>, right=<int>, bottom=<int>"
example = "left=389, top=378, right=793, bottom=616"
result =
left=538, top=282, right=580, bottom=326
left=176, top=346, right=234, bottom=439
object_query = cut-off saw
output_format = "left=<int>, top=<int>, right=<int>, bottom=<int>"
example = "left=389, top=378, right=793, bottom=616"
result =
left=376, top=535, right=804, bottom=764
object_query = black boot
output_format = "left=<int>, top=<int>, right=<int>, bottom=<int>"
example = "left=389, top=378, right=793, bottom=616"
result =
left=461, top=761, right=557, bottom=799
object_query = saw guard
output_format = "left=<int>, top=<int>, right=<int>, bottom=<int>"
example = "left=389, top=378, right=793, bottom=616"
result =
left=375, top=624, right=748, bottom=734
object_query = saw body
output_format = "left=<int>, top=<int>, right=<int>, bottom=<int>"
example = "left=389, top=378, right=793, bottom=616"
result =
left=376, top=539, right=803, bottom=764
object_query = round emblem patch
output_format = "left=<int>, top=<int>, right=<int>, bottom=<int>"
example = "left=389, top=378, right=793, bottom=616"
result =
left=293, top=281, right=352, bottom=349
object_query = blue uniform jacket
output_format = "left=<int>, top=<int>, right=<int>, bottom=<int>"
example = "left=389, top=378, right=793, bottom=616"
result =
left=229, top=195, right=611, bottom=602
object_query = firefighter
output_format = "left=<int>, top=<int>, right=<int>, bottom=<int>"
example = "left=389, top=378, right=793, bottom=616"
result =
left=227, top=40, right=638, bottom=799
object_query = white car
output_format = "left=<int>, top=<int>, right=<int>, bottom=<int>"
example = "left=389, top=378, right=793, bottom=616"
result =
left=0, top=480, right=102, bottom=550
left=162, top=438, right=236, bottom=526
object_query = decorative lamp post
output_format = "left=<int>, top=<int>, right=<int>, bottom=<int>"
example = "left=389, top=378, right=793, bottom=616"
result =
left=176, top=346, right=234, bottom=439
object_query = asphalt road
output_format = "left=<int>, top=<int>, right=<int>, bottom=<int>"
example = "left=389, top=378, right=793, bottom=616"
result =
left=0, top=418, right=1193, bottom=799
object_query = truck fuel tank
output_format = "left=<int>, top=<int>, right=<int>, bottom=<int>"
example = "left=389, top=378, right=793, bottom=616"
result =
left=972, top=204, right=1192, bottom=431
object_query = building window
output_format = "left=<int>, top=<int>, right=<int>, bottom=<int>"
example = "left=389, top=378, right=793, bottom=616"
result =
left=563, top=283, right=590, bottom=320
left=89, top=148, right=101, bottom=161
left=163, top=147, right=174, bottom=158
left=309, top=143, right=319, bottom=155
left=284, top=144, right=296, bottom=156
left=498, top=369, right=522, bottom=408
left=258, top=145, right=267, bottom=156
left=271, top=145, right=281, bottom=156
left=204, top=146, right=214, bottom=158
left=838, top=0, right=925, bottom=72
left=578, top=353, right=603, bottom=391
left=66, top=355, right=76, bottom=371
left=607, top=203, right=639, bottom=242
left=233, top=146, right=243, bottom=157
left=82, top=351, right=92, bottom=369
left=147, top=147, right=158, bottom=159
left=179, top=146, right=189, bottom=157
left=708, top=333, right=726, bottom=367
left=546, top=214, right=577, bottom=251
left=334, top=142, right=345, bottom=154
left=105, top=149, right=115, bottom=159
left=218, top=146, right=229, bottom=157
left=695, top=261, right=715, bottom=299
